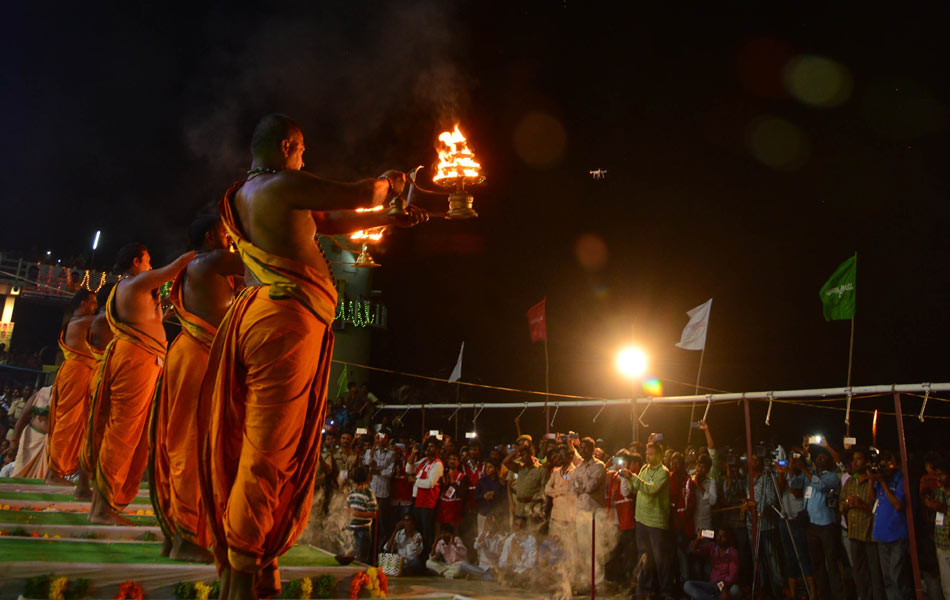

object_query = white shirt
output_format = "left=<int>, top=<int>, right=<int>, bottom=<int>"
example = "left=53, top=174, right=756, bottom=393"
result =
left=693, top=476, right=718, bottom=530
left=474, top=532, right=505, bottom=569
left=388, top=528, right=423, bottom=560
left=363, top=447, right=395, bottom=498
left=499, top=532, right=538, bottom=572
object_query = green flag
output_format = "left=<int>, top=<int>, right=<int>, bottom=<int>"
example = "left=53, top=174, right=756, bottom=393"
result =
left=336, top=366, right=349, bottom=398
left=819, top=253, right=856, bottom=321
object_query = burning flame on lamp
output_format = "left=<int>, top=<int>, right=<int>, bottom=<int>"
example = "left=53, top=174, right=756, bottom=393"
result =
left=350, top=227, right=385, bottom=242
left=433, top=125, right=484, bottom=184
left=428, top=124, right=484, bottom=219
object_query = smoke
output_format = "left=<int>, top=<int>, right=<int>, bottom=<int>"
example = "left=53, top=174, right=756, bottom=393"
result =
left=183, top=1, right=470, bottom=182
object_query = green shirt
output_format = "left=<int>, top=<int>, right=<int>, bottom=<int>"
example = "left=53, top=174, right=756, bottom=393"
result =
left=842, top=473, right=875, bottom=542
left=631, top=463, right=671, bottom=530
left=509, top=460, right=547, bottom=518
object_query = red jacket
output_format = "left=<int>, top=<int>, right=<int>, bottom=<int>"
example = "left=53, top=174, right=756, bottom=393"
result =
left=606, top=471, right=636, bottom=531
left=670, top=470, right=696, bottom=534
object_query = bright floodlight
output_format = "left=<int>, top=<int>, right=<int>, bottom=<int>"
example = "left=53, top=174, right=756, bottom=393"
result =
left=616, top=346, right=648, bottom=379
left=92, top=230, right=101, bottom=250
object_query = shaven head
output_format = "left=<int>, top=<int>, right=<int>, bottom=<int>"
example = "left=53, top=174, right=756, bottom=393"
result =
left=250, top=114, right=305, bottom=170
left=188, top=215, right=226, bottom=251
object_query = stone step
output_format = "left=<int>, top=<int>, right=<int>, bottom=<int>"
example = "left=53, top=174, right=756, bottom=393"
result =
left=0, top=499, right=154, bottom=515
left=0, top=522, right=162, bottom=541
left=0, top=482, right=149, bottom=497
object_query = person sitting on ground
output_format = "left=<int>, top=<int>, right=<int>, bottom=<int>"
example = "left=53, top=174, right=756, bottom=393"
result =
left=459, top=515, right=505, bottom=581
left=383, top=513, right=424, bottom=575
left=346, top=467, right=378, bottom=564
left=498, top=515, right=538, bottom=582
left=683, top=529, right=741, bottom=600
left=425, top=523, right=468, bottom=578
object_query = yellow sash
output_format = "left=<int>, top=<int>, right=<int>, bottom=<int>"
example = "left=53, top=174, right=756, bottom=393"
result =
left=168, top=269, right=217, bottom=348
left=57, top=327, right=96, bottom=369
left=220, top=180, right=338, bottom=325
left=104, top=283, right=166, bottom=359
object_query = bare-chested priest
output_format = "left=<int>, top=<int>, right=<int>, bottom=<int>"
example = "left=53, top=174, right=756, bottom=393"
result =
left=85, top=243, right=193, bottom=525
left=151, top=215, right=243, bottom=563
left=46, top=290, right=98, bottom=485
left=198, top=114, right=427, bottom=599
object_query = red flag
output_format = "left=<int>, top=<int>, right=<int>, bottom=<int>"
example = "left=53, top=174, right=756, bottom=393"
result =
left=526, top=298, right=547, bottom=343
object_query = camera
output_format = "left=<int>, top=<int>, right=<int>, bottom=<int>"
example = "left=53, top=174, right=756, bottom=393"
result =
left=825, top=488, right=840, bottom=510
left=866, top=447, right=883, bottom=474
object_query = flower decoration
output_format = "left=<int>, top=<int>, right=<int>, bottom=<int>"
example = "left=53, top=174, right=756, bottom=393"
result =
left=114, top=581, right=145, bottom=599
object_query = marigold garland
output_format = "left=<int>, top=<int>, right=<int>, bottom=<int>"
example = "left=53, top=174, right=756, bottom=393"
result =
left=114, top=581, right=144, bottom=599
left=348, top=568, right=387, bottom=599
left=194, top=582, right=212, bottom=600
left=300, top=577, right=313, bottom=600
left=49, top=577, right=68, bottom=600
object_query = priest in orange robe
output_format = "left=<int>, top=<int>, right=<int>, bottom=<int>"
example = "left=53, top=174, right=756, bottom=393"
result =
left=198, top=114, right=426, bottom=599
left=150, top=215, right=242, bottom=562
left=46, top=290, right=98, bottom=484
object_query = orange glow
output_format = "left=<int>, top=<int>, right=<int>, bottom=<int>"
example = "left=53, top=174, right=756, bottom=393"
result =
left=433, top=124, right=483, bottom=184
left=350, top=227, right=385, bottom=242
left=355, top=205, right=385, bottom=213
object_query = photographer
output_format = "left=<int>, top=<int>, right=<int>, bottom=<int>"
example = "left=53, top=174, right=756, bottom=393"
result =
left=742, top=454, right=782, bottom=598
left=841, top=448, right=885, bottom=600
left=871, top=450, right=912, bottom=600
left=776, top=452, right=815, bottom=600
left=803, top=441, right=843, bottom=600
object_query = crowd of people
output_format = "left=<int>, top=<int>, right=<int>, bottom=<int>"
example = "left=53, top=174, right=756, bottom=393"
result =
left=308, top=407, right=950, bottom=600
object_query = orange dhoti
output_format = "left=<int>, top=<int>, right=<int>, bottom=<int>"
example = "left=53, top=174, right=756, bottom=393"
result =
left=198, top=180, right=336, bottom=597
left=150, top=271, right=216, bottom=547
left=83, top=286, right=165, bottom=512
left=47, top=330, right=97, bottom=478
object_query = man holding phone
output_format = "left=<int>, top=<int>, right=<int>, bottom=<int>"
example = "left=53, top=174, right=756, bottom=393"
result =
left=363, top=432, right=395, bottom=547
left=623, top=441, right=673, bottom=598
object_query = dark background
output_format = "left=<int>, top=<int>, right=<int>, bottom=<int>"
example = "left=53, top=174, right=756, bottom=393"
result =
left=3, top=2, right=949, bottom=454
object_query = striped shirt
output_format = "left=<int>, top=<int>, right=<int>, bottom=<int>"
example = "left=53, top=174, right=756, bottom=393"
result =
left=842, top=473, right=875, bottom=542
left=347, top=487, right=378, bottom=530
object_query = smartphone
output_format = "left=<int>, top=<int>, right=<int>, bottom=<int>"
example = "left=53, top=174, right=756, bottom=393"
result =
left=568, top=431, right=578, bottom=439
left=808, top=435, right=822, bottom=445
left=843, top=437, right=856, bottom=446
left=378, top=433, right=387, bottom=440
left=701, top=529, right=715, bottom=539
left=355, top=427, right=368, bottom=435
left=545, top=433, right=557, bottom=440
left=465, top=431, right=478, bottom=439
left=777, top=459, right=788, bottom=467
left=436, top=433, right=443, bottom=441
left=655, top=433, right=664, bottom=442
left=429, top=430, right=440, bottom=437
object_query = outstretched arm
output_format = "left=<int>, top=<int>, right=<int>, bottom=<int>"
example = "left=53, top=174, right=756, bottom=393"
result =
left=312, top=205, right=427, bottom=236
left=127, top=251, right=195, bottom=292
left=270, top=170, right=405, bottom=212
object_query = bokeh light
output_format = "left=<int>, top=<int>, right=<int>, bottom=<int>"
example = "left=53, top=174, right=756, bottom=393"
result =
left=784, top=55, right=853, bottom=108
left=642, top=377, right=663, bottom=396
left=748, top=116, right=809, bottom=170
left=513, top=112, right=567, bottom=168
left=575, top=233, right=608, bottom=271
left=616, top=346, right=648, bottom=379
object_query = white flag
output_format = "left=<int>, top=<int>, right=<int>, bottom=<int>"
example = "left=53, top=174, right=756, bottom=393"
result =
left=675, top=298, right=713, bottom=351
left=448, top=342, right=464, bottom=382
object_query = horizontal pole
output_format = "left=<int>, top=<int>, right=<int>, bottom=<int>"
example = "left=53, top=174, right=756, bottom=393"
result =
left=377, top=382, right=950, bottom=410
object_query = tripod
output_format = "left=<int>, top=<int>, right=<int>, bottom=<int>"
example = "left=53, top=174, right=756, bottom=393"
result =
left=751, top=468, right=814, bottom=600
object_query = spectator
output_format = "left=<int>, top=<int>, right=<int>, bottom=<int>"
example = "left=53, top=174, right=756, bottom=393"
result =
left=572, top=436, right=607, bottom=586
left=333, top=431, right=358, bottom=488
left=390, top=443, right=414, bottom=523
left=872, top=450, right=913, bottom=600
left=346, top=467, right=378, bottom=564
left=683, top=529, right=742, bottom=600
left=475, top=461, right=506, bottom=534
left=691, top=452, right=719, bottom=580
left=363, top=432, right=395, bottom=545
left=841, top=448, right=885, bottom=600
left=743, top=454, right=783, bottom=598
left=776, top=452, right=815, bottom=599
left=605, top=450, right=641, bottom=586
left=504, top=438, right=547, bottom=523
left=412, top=439, right=444, bottom=551
left=436, top=452, right=468, bottom=529
left=923, top=459, right=949, bottom=599
left=499, top=515, right=538, bottom=577
left=545, top=445, right=578, bottom=540
left=627, top=441, right=673, bottom=599
left=383, top=513, right=424, bottom=575
left=803, top=443, right=844, bottom=600
left=426, top=523, right=467, bottom=578
left=670, top=451, right=698, bottom=586
left=459, top=515, right=505, bottom=580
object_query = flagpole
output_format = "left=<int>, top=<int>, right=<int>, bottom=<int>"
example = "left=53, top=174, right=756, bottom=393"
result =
left=455, top=383, right=460, bottom=440
left=687, top=346, right=706, bottom=443
left=544, top=339, right=550, bottom=436
left=846, top=316, right=855, bottom=436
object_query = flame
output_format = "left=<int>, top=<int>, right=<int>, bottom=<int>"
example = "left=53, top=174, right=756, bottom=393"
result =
left=355, top=205, right=384, bottom=213
left=433, top=124, right=482, bottom=184
left=350, top=227, right=385, bottom=242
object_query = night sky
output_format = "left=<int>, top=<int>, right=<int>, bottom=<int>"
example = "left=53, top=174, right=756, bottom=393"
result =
left=4, top=3, right=950, bottom=452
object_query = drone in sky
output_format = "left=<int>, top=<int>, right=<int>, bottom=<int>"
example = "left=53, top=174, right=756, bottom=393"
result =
left=589, top=169, right=607, bottom=180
